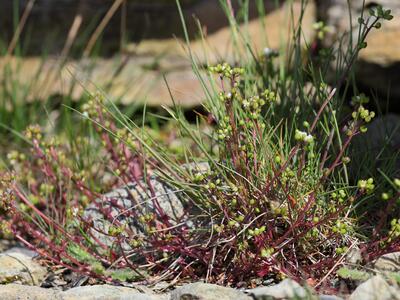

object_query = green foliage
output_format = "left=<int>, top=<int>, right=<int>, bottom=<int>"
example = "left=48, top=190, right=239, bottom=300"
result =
left=67, top=243, right=98, bottom=264
left=369, top=5, right=394, bottom=21
left=337, top=267, right=371, bottom=281
left=109, top=268, right=144, bottom=282
left=1, top=0, right=399, bottom=287
left=67, top=243, right=105, bottom=275
left=388, top=272, right=400, bottom=285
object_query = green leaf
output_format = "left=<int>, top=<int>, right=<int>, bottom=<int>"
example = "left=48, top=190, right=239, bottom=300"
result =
left=91, top=262, right=105, bottom=275
left=108, top=268, right=145, bottom=282
left=337, top=267, right=371, bottom=281
left=369, top=8, right=376, bottom=17
left=67, top=243, right=97, bottom=264
left=387, top=272, right=400, bottom=285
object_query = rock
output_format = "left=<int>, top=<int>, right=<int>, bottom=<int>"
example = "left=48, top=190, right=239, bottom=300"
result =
left=4, top=246, right=38, bottom=258
left=371, top=252, right=400, bottom=272
left=0, top=284, right=59, bottom=300
left=363, top=114, right=400, bottom=151
left=317, top=0, right=400, bottom=103
left=0, top=1, right=316, bottom=108
left=187, top=0, right=316, bottom=65
left=170, top=282, right=251, bottom=300
left=0, top=1, right=315, bottom=57
left=133, top=0, right=316, bottom=64
left=0, top=54, right=204, bottom=108
left=0, top=251, right=47, bottom=285
left=61, top=285, right=166, bottom=300
left=247, top=279, right=308, bottom=299
left=0, top=284, right=168, bottom=300
left=319, top=296, right=344, bottom=300
left=349, top=275, right=400, bottom=300
left=351, top=114, right=400, bottom=171
left=0, top=239, right=16, bottom=252
left=0, top=0, right=275, bottom=56
left=346, top=246, right=363, bottom=265
left=83, top=175, right=186, bottom=250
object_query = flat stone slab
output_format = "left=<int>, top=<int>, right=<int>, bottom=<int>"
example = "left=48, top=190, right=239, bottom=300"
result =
left=0, top=284, right=58, bottom=300
left=247, top=279, right=308, bottom=299
left=0, top=251, right=47, bottom=286
left=349, top=275, right=400, bottom=300
left=0, top=284, right=168, bottom=300
left=61, top=285, right=167, bottom=300
left=170, top=282, right=251, bottom=300
left=371, top=251, right=400, bottom=272
left=0, top=1, right=315, bottom=108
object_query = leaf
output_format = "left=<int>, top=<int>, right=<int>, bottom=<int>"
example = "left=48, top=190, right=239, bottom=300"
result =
left=387, top=272, right=400, bottom=285
left=67, top=243, right=97, bottom=264
left=108, top=268, right=145, bottom=282
left=91, top=262, right=105, bottom=275
left=337, top=267, right=371, bottom=281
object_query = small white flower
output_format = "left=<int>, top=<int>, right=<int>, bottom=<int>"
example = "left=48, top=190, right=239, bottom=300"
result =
left=304, top=134, right=314, bottom=144
left=263, top=48, right=278, bottom=58
left=295, top=129, right=307, bottom=141
left=72, top=207, right=79, bottom=217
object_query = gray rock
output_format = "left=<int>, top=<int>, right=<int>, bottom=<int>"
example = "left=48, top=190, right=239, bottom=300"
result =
left=4, top=247, right=38, bottom=258
left=0, top=240, right=16, bottom=252
left=363, top=114, right=400, bottom=152
left=351, top=114, right=400, bottom=171
left=0, top=284, right=60, bottom=300
left=61, top=285, right=166, bottom=300
left=346, top=246, right=363, bottom=265
left=319, top=296, right=344, bottom=300
left=0, top=284, right=168, bottom=300
left=349, top=275, right=400, bottom=300
left=371, top=252, right=400, bottom=272
left=0, top=0, right=272, bottom=56
left=0, top=251, right=47, bottom=285
left=247, top=279, right=308, bottom=299
left=83, top=176, right=186, bottom=250
left=170, top=282, right=251, bottom=300
left=317, top=0, right=400, bottom=102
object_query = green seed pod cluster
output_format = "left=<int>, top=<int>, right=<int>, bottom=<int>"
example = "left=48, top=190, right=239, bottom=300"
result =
left=295, top=129, right=314, bottom=144
left=81, top=93, right=106, bottom=120
left=352, top=106, right=375, bottom=123
left=331, top=189, right=347, bottom=204
left=332, top=220, right=352, bottom=236
left=260, top=247, right=274, bottom=258
left=387, top=219, right=400, bottom=243
left=208, top=63, right=244, bottom=78
left=24, top=124, right=42, bottom=141
left=357, top=178, right=375, bottom=194
left=335, top=246, right=349, bottom=255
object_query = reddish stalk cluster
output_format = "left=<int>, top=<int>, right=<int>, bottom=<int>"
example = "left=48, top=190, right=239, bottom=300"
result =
left=0, top=70, right=398, bottom=289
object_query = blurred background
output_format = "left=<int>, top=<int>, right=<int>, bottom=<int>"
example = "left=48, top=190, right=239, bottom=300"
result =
left=0, top=0, right=399, bottom=152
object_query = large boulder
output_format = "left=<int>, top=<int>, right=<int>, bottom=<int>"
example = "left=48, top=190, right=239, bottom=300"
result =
left=0, top=1, right=316, bottom=107
left=349, top=275, right=400, bottom=300
left=0, top=284, right=58, bottom=300
left=0, top=250, right=47, bottom=286
left=170, top=282, right=252, bottom=300
left=317, top=0, right=400, bottom=107
left=0, top=284, right=168, bottom=300
left=371, top=251, right=400, bottom=272
left=0, top=0, right=281, bottom=55
left=350, top=113, right=400, bottom=173
left=247, top=279, right=308, bottom=299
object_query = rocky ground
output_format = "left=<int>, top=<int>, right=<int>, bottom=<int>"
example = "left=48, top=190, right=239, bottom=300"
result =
left=0, top=241, right=399, bottom=300
left=1, top=0, right=400, bottom=299
left=0, top=114, right=398, bottom=300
